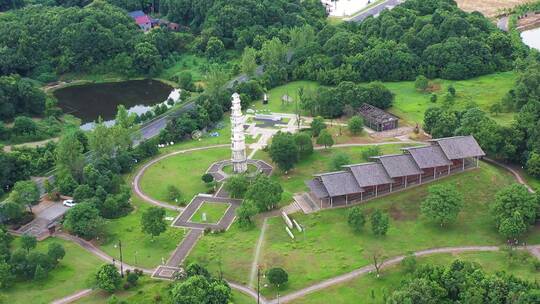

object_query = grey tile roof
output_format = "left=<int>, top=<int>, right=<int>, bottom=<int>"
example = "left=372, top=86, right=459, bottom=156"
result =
left=344, top=163, right=393, bottom=187
left=315, top=171, right=364, bottom=197
left=305, top=180, right=329, bottom=199
left=373, top=154, right=423, bottom=178
left=431, top=135, right=486, bottom=160
left=403, top=145, right=452, bottom=169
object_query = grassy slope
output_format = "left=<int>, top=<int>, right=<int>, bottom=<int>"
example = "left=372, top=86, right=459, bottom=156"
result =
left=251, top=81, right=320, bottom=114
left=387, top=71, right=516, bottom=126
left=5, top=238, right=103, bottom=304
left=290, top=251, right=539, bottom=304
left=139, top=147, right=230, bottom=204
left=257, top=162, right=533, bottom=296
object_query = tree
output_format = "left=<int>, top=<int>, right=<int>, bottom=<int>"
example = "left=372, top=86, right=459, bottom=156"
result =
left=245, top=175, right=283, bottom=212
left=348, top=116, right=364, bottom=135
left=141, top=207, right=167, bottom=239
left=177, top=71, right=193, bottom=90
left=201, top=173, right=214, bottom=184
left=310, top=116, right=326, bottom=137
left=20, top=234, right=36, bottom=253
left=0, top=262, right=14, bottom=289
left=206, top=37, right=225, bottom=60
left=269, top=132, right=299, bottom=173
left=34, top=264, right=47, bottom=281
left=414, top=75, right=429, bottom=91
left=47, top=242, right=65, bottom=265
left=12, top=116, right=37, bottom=136
left=294, top=133, right=313, bottom=159
left=133, top=42, right=162, bottom=75
left=170, top=274, right=231, bottom=304
left=490, top=184, right=538, bottom=241
left=526, top=152, right=540, bottom=178
left=316, top=129, right=334, bottom=149
left=241, top=47, right=257, bottom=76
left=499, top=211, right=527, bottom=242
left=331, top=152, right=350, bottom=171
left=420, top=184, right=463, bottom=227
left=236, top=200, right=257, bottom=228
left=447, top=85, right=456, bottom=96
left=266, top=267, right=288, bottom=288
left=430, top=94, right=438, bottom=103
left=63, top=203, right=103, bottom=240
left=361, top=146, right=381, bottom=159
left=167, top=185, right=182, bottom=202
left=9, top=180, right=40, bottom=213
left=400, top=253, right=417, bottom=273
left=223, top=174, right=249, bottom=199
left=370, top=209, right=389, bottom=236
left=96, top=264, right=121, bottom=293
left=115, top=105, right=136, bottom=129
left=55, top=130, right=85, bottom=180
left=347, top=207, right=366, bottom=232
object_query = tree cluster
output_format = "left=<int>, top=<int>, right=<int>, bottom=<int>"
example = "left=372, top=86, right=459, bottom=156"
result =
left=269, top=131, right=314, bottom=172
left=387, top=259, right=539, bottom=303
left=170, top=262, right=231, bottom=304
left=0, top=229, right=65, bottom=289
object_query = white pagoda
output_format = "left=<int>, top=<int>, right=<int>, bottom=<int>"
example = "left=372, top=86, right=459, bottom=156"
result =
left=230, top=93, right=247, bottom=173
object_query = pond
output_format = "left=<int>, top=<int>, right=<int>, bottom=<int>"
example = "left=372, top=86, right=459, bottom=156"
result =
left=54, top=79, right=173, bottom=125
left=521, top=27, right=540, bottom=50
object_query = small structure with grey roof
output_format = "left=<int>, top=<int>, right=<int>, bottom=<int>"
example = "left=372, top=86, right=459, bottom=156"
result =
left=305, top=135, right=485, bottom=209
left=358, top=103, right=399, bottom=132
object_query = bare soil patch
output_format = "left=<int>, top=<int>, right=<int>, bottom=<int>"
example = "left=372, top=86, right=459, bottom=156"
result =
left=455, top=0, right=533, bottom=18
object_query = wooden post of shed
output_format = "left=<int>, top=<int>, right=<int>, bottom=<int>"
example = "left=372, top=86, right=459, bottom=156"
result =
left=375, top=185, right=378, bottom=197
left=462, top=159, right=465, bottom=171
left=447, top=164, right=450, bottom=175
left=404, top=176, right=408, bottom=188
left=419, top=173, right=422, bottom=184
left=433, top=168, right=436, bottom=179
left=345, top=194, right=348, bottom=205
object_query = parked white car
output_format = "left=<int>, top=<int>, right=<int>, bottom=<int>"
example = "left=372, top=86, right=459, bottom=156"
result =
left=62, top=199, right=76, bottom=207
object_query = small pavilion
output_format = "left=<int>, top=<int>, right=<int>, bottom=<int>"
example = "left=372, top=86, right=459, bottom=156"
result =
left=358, top=103, right=399, bottom=131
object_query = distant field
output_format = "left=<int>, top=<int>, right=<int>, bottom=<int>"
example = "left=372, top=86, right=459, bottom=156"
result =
left=250, top=72, right=517, bottom=127
left=455, top=0, right=532, bottom=17
left=386, top=71, right=517, bottom=126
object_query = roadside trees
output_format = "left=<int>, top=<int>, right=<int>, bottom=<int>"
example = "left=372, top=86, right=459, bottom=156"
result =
left=9, top=180, right=40, bottom=213
left=267, top=267, right=288, bottom=289
left=96, top=264, right=122, bottom=293
left=316, top=129, right=334, bottom=149
left=310, top=116, right=326, bottom=137
left=63, top=203, right=103, bottom=240
left=224, top=175, right=249, bottom=199
left=245, top=175, right=283, bottom=212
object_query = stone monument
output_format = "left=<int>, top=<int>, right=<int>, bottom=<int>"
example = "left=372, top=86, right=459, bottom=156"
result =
left=230, top=93, right=247, bottom=173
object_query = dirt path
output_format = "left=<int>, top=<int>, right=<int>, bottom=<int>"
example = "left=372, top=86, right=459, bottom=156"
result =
left=51, top=289, right=94, bottom=304
left=132, top=144, right=229, bottom=211
left=483, top=157, right=536, bottom=193
left=249, top=217, right=269, bottom=287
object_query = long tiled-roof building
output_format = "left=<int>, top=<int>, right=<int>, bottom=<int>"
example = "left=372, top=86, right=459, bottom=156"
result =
left=305, top=135, right=485, bottom=208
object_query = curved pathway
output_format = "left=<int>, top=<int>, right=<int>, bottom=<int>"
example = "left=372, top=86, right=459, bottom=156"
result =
left=484, top=157, right=536, bottom=193
left=132, top=144, right=229, bottom=211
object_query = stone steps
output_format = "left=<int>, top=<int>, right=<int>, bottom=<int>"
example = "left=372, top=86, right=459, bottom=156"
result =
left=293, top=193, right=320, bottom=214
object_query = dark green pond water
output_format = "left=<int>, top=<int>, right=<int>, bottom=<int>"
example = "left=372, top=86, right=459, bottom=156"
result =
left=54, top=79, right=173, bottom=123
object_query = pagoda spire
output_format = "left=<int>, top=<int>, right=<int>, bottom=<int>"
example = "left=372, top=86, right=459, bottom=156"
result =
left=230, top=93, right=247, bottom=173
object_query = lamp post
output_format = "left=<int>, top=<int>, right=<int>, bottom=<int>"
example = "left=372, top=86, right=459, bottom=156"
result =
left=257, top=265, right=261, bottom=304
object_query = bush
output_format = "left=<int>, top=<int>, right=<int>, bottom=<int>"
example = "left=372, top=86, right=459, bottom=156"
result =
left=414, top=75, right=429, bottom=91
left=331, top=152, right=350, bottom=171
left=201, top=173, right=214, bottom=184
left=266, top=267, right=288, bottom=288
left=400, top=253, right=417, bottom=273
left=430, top=94, right=437, bottom=103
left=348, top=116, right=364, bottom=135
left=167, top=185, right=181, bottom=201
left=347, top=207, right=366, bottom=232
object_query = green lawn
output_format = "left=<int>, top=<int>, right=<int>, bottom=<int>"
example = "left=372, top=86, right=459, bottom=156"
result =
left=159, top=54, right=210, bottom=83
left=190, top=201, right=231, bottom=224
left=185, top=221, right=262, bottom=285
left=386, top=71, right=517, bottom=126
left=289, top=251, right=539, bottom=304
left=253, top=143, right=420, bottom=206
left=257, top=162, right=535, bottom=296
left=139, top=147, right=230, bottom=204
left=98, top=196, right=184, bottom=269
left=5, top=238, right=103, bottom=304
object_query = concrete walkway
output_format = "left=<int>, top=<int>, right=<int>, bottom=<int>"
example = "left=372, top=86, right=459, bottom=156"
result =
left=51, top=289, right=94, bottom=304
left=132, top=144, right=229, bottom=211
left=165, top=229, right=204, bottom=267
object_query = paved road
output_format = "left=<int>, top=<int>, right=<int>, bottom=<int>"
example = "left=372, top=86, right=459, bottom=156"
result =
left=348, top=0, right=403, bottom=22
left=166, top=228, right=204, bottom=267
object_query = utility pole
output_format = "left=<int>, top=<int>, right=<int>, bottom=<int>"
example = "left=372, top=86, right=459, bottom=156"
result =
left=118, top=240, right=124, bottom=278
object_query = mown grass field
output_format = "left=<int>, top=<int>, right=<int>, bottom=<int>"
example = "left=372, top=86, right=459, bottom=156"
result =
left=290, top=250, right=539, bottom=304
left=98, top=196, right=184, bottom=269
left=139, top=147, right=231, bottom=204
left=5, top=238, right=103, bottom=304
left=190, top=201, right=231, bottom=224
left=256, top=162, right=531, bottom=296
left=251, top=81, right=320, bottom=114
